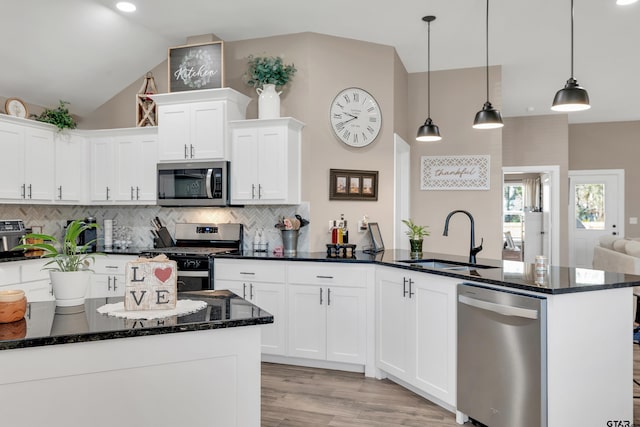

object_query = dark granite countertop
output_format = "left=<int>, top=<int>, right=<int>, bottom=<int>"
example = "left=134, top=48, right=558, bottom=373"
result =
left=0, top=290, right=273, bottom=351
left=0, top=246, right=152, bottom=263
left=215, top=249, right=640, bottom=295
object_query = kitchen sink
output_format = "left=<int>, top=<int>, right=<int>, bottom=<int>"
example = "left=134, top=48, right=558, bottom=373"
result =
left=397, top=259, right=499, bottom=271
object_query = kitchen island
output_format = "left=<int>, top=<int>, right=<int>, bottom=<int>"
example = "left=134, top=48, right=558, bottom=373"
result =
left=215, top=249, right=639, bottom=427
left=0, top=290, right=272, bottom=427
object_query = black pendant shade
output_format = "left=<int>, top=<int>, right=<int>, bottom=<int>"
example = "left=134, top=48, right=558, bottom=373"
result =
left=473, top=0, right=503, bottom=130
left=416, top=15, right=442, bottom=142
left=551, top=0, right=590, bottom=112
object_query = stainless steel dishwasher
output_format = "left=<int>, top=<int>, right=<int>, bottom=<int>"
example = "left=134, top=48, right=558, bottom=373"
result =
left=457, top=283, right=547, bottom=427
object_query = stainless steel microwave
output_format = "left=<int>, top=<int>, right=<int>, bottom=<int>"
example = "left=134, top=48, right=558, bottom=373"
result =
left=157, top=161, right=229, bottom=207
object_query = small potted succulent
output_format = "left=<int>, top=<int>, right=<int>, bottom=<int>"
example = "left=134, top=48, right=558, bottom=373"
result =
left=244, top=55, right=297, bottom=119
left=402, top=219, right=430, bottom=255
left=13, top=220, right=99, bottom=306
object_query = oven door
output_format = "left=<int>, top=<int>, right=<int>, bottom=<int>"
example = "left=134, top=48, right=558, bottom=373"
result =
left=176, top=271, right=213, bottom=292
left=157, top=161, right=228, bottom=207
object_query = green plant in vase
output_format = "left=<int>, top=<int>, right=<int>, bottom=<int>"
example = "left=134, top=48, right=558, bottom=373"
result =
left=35, top=100, right=77, bottom=131
left=402, top=219, right=430, bottom=255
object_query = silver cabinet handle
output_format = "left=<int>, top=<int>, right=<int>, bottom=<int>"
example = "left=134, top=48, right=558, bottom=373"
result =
left=58, top=186, right=62, bottom=200
left=251, top=184, right=256, bottom=199
left=184, top=144, right=188, bottom=159
left=21, top=184, right=26, bottom=199
left=319, top=287, right=323, bottom=305
left=408, top=278, right=415, bottom=298
left=249, top=283, right=254, bottom=300
left=136, top=186, right=140, bottom=200
left=113, top=276, right=118, bottom=291
left=28, top=184, right=32, bottom=199
left=190, top=144, right=194, bottom=158
left=327, top=288, right=331, bottom=306
left=458, top=294, right=539, bottom=319
left=106, top=187, right=110, bottom=200
left=316, top=275, right=333, bottom=279
left=403, top=277, right=409, bottom=297
left=240, top=272, right=255, bottom=275
left=242, top=283, right=247, bottom=299
left=131, top=186, right=135, bottom=200
left=105, top=265, right=119, bottom=269
left=107, top=276, right=112, bottom=290
left=258, top=184, right=262, bottom=199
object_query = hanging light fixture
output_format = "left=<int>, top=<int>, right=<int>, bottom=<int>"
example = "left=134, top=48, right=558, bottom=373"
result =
left=473, top=0, right=503, bottom=129
left=416, top=15, right=442, bottom=142
left=551, top=0, right=590, bottom=111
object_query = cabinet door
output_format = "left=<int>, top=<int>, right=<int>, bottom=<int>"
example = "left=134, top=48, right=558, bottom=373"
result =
left=89, top=274, right=124, bottom=298
left=137, top=135, right=158, bottom=202
left=24, top=127, right=54, bottom=201
left=15, top=279, right=54, bottom=302
left=326, top=286, right=366, bottom=364
left=55, top=134, right=84, bottom=202
left=0, top=122, right=25, bottom=199
left=412, top=275, right=457, bottom=406
left=214, top=279, right=246, bottom=298
left=90, top=136, right=115, bottom=202
left=191, top=101, right=225, bottom=159
left=376, top=268, right=412, bottom=380
left=114, top=136, right=140, bottom=201
left=230, top=127, right=258, bottom=203
left=256, top=126, right=287, bottom=201
left=288, top=284, right=326, bottom=359
left=252, top=282, right=286, bottom=356
left=158, top=104, right=189, bottom=161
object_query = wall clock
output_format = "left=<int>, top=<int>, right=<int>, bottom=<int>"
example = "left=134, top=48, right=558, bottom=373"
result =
left=4, top=98, right=28, bottom=119
left=329, top=87, right=382, bottom=147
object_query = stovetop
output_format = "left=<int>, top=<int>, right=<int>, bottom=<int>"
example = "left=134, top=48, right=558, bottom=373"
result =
left=145, top=247, right=236, bottom=257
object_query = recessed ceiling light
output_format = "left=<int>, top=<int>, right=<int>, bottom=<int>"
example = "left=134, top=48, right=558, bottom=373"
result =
left=116, top=2, right=136, bottom=12
left=616, top=0, right=638, bottom=5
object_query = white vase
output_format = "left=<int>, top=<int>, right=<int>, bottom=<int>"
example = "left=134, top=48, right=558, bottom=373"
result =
left=50, top=271, right=91, bottom=307
left=257, top=83, right=282, bottom=119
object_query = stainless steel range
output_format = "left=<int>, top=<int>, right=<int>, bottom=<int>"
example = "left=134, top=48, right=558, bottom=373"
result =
left=141, top=223, right=243, bottom=292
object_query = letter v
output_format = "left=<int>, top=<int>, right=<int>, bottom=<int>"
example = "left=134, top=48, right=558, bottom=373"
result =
left=130, top=290, right=147, bottom=306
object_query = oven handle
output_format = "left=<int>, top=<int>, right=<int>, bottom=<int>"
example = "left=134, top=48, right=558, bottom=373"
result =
left=177, top=271, right=209, bottom=278
left=206, top=169, right=214, bottom=199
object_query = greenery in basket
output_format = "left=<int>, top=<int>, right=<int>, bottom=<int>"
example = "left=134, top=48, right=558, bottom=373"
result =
left=35, top=100, right=77, bottom=131
left=12, top=220, right=99, bottom=271
left=244, top=55, right=297, bottom=89
left=402, top=219, right=430, bottom=240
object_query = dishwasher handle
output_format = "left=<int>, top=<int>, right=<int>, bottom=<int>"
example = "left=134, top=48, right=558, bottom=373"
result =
left=458, top=294, right=539, bottom=320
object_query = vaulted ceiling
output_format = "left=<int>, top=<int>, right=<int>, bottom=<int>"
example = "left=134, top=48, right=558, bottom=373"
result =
left=2, top=0, right=638, bottom=124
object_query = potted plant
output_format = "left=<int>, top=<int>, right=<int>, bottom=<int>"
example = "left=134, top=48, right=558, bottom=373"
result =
left=13, top=220, right=99, bottom=307
left=35, top=100, right=77, bottom=131
left=402, top=218, right=430, bottom=255
left=244, top=55, right=297, bottom=119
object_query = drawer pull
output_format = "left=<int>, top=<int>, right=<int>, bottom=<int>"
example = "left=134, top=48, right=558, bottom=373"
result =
left=240, top=272, right=256, bottom=275
left=105, top=266, right=119, bottom=269
left=316, top=275, right=334, bottom=279
left=327, top=288, right=331, bottom=306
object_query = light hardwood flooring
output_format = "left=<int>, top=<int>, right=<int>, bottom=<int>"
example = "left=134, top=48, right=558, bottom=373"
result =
left=262, top=344, right=640, bottom=426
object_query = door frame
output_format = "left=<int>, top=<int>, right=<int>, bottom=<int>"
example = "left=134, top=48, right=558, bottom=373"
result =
left=502, top=165, right=560, bottom=266
left=568, top=169, right=625, bottom=266
left=394, top=134, right=410, bottom=251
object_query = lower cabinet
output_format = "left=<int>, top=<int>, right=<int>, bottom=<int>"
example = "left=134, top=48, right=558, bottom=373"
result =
left=214, top=259, right=287, bottom=355
left=0, top=259, right=54, bottom=302
left=376, top=266, right=457, bottom=406
left=88, top=255, right=136, bottom=298
left=287, top=262, right=367, bottom=365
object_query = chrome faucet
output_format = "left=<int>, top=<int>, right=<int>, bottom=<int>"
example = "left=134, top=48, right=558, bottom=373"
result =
left=443, top=210, right=483, bottom=264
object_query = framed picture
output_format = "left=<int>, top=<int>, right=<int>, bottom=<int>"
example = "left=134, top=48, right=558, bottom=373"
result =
left=168, top=41, right=224, bottom=92
left=364, top=222, right=385, bottom=253
left=330, top=169, right=378, bottom=201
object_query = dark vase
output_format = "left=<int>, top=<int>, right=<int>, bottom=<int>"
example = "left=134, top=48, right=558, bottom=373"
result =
left=409, top=239, right=423, bottom=254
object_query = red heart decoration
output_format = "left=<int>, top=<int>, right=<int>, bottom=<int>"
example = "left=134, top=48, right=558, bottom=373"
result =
left=154, top=267, right=172, bottom=283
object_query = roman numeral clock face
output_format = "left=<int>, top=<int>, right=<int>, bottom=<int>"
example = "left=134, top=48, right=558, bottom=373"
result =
left=330, top=87, right=382, bottom=148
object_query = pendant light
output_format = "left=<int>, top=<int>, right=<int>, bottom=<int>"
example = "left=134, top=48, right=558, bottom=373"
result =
left=473, top=0, right=503, bottom=129
left=551, top=0, right=590, bottom=111
left=416, top=15, right=442, bottom=142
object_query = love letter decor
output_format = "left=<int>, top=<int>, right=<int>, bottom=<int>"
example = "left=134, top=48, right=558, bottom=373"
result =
left=124, top=255, right=177, bottom=311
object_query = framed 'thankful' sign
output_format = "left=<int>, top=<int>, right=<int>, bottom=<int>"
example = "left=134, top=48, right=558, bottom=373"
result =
left=168, top=41, right=224, bottom=92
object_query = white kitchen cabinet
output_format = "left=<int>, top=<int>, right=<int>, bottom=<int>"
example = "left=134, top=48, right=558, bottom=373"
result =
left=215, top=259, right=287, bottom=355
left=375, top=266, right=457, bottom=407
left=0, top=259, right=53, bottom=302
left=88, top=128, right=158, bottom=204
left=229, top=118, right=304, bottom=205
left=152, top=88, right=250, bottom=162
left=0, top=117, right=54, bottom=202
left=87, top=255, right=136, bottom=298
left=54, top=133, right=86, bottom=203
left=287, top=262, right=367, bottom=364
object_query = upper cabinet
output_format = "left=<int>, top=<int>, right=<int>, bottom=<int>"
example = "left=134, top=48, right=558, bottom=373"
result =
left=54, top=133, right=86, bottom=203
left=88, top=127, right=158, bottom=204
left=151, top=88, right=251, bottom=162
left=229, top=118, right=304, bottom=205
left=0, top=116, right=54, bottom=202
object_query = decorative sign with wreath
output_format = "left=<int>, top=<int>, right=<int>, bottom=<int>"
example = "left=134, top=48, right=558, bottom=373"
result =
left=168, top=41, right=224, bottom=92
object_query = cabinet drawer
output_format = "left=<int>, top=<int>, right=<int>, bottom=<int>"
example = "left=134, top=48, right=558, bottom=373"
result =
left=215, top=259, right=285, bottom=283
left=288, top=262, right=368, bottom=287
left=92, top=255, right=136, bottom=275
left=0, top=263, right=21, bottom=286
left=20, top=259, right=50, bottom=282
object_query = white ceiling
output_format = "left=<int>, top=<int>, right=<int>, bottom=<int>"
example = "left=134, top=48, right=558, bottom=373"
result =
left=1, top=0, right=638, bottom=124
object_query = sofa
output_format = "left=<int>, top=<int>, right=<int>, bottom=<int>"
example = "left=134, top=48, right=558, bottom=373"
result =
left=592, top=235, right=640, bottom=322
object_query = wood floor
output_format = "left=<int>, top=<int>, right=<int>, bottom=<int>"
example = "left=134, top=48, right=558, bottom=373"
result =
left=262, top=344, right=640, bottom=426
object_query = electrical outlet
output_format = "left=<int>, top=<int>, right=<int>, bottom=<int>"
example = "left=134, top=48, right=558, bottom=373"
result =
left=630, top=217, right=638, bottom=225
